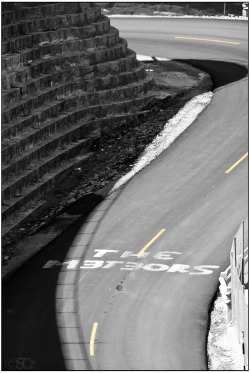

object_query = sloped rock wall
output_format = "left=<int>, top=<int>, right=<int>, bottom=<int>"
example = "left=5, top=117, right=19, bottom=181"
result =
left=1, top=2, right=155, bottom=234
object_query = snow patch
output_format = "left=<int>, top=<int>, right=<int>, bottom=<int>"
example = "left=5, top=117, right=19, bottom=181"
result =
left=137, top=54, right=170, bottom=62
left=208, top=296, right=245, bottom=370
left=109, top=92, right=213, bottom=194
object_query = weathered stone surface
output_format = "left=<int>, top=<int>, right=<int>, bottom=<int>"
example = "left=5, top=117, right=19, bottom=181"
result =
left=1, top=2, right=155, bottom=228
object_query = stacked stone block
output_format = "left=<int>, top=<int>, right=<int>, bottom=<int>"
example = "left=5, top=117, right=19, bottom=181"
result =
left=1, top=2, right=155, bottom=233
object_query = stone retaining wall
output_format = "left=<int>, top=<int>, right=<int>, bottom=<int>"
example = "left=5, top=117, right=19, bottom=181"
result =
left=1, top=2, right=155, bottom=234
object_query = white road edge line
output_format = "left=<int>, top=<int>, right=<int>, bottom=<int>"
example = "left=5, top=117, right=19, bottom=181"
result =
left=109, top=75, right=213, bottom=194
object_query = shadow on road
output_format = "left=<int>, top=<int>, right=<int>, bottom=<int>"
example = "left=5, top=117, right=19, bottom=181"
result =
left=173, top=59, right=248, bottom=90
left=2, top=194, right=104, bottom=371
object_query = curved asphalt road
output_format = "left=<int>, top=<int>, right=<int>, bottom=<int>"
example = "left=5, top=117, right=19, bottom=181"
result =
left=2, top=19, right=248, bottom=371
left=77, top=18, right=248, bottom=370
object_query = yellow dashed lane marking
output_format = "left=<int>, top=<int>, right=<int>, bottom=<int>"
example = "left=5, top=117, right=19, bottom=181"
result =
left=225, top=152, right=248, bottom=174
left=137, top=229, right=166, bottom=256
left=175, top=37, right=239, bottom=45
left=90, top=322, right=98, bottom=356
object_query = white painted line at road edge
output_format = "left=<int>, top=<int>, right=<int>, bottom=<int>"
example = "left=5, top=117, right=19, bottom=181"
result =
left=109, top=91, right=213, bottom=194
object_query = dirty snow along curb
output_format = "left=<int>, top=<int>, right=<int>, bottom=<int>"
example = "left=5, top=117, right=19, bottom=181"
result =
left=136, top=54, right=170, bottom=62
left=110, top=91, right=213, bottom=194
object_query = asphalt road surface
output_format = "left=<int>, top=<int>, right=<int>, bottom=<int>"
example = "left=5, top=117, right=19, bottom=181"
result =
left=2, top=18, right=248, bottom=371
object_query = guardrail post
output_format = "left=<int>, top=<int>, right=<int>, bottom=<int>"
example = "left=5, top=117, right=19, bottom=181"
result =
left=242, top=257, right=244, bottom=285
left=242, top=220, right=245, bottom=284
left=234, top=237, right=237, bottom=267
